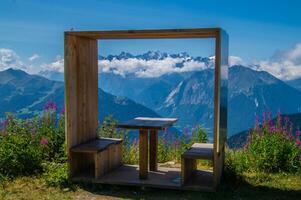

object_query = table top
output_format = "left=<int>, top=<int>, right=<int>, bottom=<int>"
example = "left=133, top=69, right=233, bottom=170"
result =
left=117, top=117, right=178, bottom=130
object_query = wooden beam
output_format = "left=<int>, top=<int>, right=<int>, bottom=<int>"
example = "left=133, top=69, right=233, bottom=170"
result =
left=65, top=28, right=221, bottom=40
left=149, top=130, right=158, bottom=171
left=213, top=29, right=229, bottom=189
left=64, top=34, right=98, bottom=177
left=139, top=129, right=149, bottom=179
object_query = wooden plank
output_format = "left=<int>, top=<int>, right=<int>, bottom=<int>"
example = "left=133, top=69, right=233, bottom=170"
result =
left=94, top=153, right=100, bottom=178
left=72, top=165, right=214, bottom=191
left=71, top=138, right=122, bottom=153
left=65, top=35, right=78, bottom=177
left=213, top=29, right=229, bottom=189
left=149, top=130, right=158, bottom=171
left=183, top=143, right=213, bottom=160
left=181, top=158, right=197, bottom=185
left=99, top=149, right=109, bottom=177
left=65, top=28, right=221, bottom=40
left=117, top=117, right=178, bottom=130
left=139, top=129, right=149, bottom=179
left=64, top=34, right=98, bottom=177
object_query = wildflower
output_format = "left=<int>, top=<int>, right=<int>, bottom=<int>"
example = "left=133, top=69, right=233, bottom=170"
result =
left=173, top=140, right=180, bottom=149
left=2, top=119, right=8, bottom=127
left=296, top=128, right=301, bottom=138
left=44, top=101, right=57, bottom=111
left=284, top=115, right=289, bottom=124
left=183, top=127, right=189, bottom=138
left=40, top=137, right=48, bottom=145
left=296, top=140, right=301, bottom=146
left=60, top=107, right=65, bottom=115
left=269, top=126, right=275, bottom=133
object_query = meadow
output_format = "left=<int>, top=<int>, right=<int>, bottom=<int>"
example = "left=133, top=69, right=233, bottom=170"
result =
left=0, top=102, right=300, bottom=200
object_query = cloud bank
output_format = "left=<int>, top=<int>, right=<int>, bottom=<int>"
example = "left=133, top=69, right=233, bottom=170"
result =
left=41, top=55, right=64, bottom=73
left=253, top=43, right=301, bottom=80
left=3, top=42, right=301, bottom=81
left=29, top=54, right=40, bottom=61
left=0, top=48, right=25, bottom=71
left=98, top=57, right=209, bottom=78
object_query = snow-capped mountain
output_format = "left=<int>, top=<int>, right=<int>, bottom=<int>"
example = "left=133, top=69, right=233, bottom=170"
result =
left=37, top=52, right=301, bottom=137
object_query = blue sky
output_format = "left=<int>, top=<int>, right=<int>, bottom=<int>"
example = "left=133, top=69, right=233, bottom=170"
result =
left=0, top=0, right=301, bottom=79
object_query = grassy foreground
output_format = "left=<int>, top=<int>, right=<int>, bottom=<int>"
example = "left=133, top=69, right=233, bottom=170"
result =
left=0, top=172, right=300, bottom=200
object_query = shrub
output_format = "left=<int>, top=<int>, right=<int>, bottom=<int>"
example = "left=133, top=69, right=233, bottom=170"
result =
left=231, top=112, right=301, bottom=173
left=0, top=133, right=42, bottom=177
left=225, top=149, right=249, bottom=179
left=41, top=162, right=71, bottom=188
left=0, top=102, right=66, bottom=178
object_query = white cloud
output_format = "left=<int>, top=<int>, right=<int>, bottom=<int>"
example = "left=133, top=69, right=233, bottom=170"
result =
left=29, top=54, right=39, bottom=61
left=229, top=56, right=245, bottom=66
left=41, top=55, right=64, bottom=73
left=98, top=57, right=208, bottom=78
left=253, top=43, right=301, bottom=80
left=0, top=48, right=26, bottom=71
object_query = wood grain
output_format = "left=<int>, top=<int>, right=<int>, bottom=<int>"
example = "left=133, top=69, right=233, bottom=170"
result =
left=117, top=117, right=178, bottom=130
left=65, top=28, right=221, bottom=39
left=64, top=34, right=98, bottom=177
left=149, top=130, right=158, bottom=171
left=139, top=129, right=149, bottom=179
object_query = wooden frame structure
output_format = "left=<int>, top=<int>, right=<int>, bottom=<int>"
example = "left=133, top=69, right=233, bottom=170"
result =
left=64, top=28, right=228, bottom=190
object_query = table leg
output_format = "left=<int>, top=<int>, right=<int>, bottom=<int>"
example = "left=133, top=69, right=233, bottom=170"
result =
left=149, top=129, right=158, bottom=171
left=139, top=129, right=148, bottom=179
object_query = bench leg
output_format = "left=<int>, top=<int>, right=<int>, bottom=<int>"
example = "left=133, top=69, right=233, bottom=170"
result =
left=95, top=153, right=100, bottom=179
left=139, top=129, right=149, bottom=179
left=181, top=157, right=197, bottom=185
left=149, top=130, right=158, bottom=171
left=94, top=150, right=109, bottom=179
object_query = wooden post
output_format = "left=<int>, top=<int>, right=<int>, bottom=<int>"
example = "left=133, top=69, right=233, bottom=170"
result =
left=181, top=157, right=197, bottom=185
left=213, top=29, right=228, bottom=189
left=139, top=129, right=149, bottom=179
left=65, top=34, right=98, bottom=177
left=149, top=129, right=158, bottom=171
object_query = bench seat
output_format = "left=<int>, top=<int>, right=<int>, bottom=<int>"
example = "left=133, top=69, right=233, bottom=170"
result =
left=181, top=143, right=213, bottom=186
left=71, top=138, right=123, bottom=179
left=182, top=143, right=213, bottom=160
left=71, top=138, right=122, bottom=153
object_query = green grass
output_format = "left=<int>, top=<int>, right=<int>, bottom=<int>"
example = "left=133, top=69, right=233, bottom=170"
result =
left=1, top=172, right=300, bottom=200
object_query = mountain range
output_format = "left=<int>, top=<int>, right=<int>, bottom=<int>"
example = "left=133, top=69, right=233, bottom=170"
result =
left=0, top=68, right=159, bottom=123
left=6, top=51, right=301, bottom=139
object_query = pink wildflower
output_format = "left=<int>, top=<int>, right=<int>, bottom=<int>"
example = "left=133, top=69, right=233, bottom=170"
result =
left=2, top=119, right=8, bottom=127
left=296, top=129, right=301, bottom=138
left=60, top=107, right=65, bottom=115
left=40, top=137, right=48, bottom=145
left=44, top=101, right=57, bottom=111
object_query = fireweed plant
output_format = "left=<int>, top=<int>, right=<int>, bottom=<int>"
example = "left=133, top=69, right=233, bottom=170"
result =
left=0, top=101, right=66, bottom=178
left=226, top=112, right=301, bottom=175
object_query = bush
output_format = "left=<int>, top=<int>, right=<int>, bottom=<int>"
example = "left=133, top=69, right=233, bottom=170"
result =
left=0, top=102, right=66, bottom=178
left=229, top=112, right=301, bottom=173
left=41, top=162, right=71, bottom=188
left=0, top=133, right=42, bottom=177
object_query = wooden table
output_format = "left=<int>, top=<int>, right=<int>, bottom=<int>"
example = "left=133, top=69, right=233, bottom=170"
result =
left=117, top=117, right=178, bottom=179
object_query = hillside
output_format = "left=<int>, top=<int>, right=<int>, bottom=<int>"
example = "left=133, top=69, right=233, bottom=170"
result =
left=0, top=68, right=160, bottom=122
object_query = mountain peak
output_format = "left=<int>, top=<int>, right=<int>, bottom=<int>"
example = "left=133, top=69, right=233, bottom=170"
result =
left=0, top=68, right=29, bottom=84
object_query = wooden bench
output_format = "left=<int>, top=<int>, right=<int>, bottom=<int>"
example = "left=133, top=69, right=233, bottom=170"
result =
left=181, top=143, right=213, bottom=185
left=71, top=138, right=122, bottom=179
